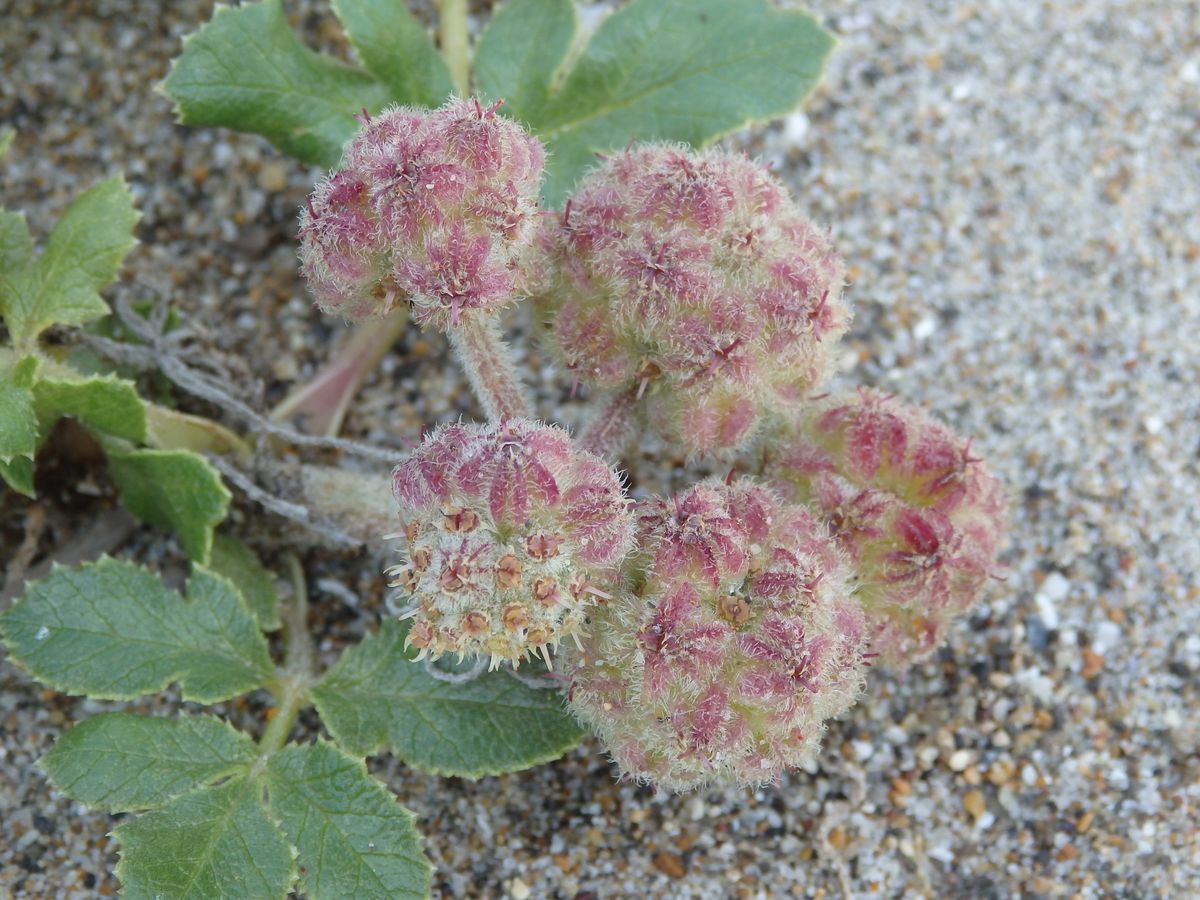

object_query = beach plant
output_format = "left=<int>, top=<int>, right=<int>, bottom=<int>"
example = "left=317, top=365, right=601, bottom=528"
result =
left=0, top=1, right=1006, bottom=897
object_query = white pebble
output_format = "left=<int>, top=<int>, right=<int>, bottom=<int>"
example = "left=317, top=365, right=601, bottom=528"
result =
left=1092, top=620, right=1122, bottom=655
left=948, top=749, right=972, bottom=772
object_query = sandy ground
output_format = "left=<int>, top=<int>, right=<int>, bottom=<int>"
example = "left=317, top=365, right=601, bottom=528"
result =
left=2, top=0, right=1198, bottom=896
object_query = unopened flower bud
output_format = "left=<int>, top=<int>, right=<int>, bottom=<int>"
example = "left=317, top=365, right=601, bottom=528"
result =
left=531, top=144, right=848, bottom=454
left=300, top=98, right=545, bottom=328
left=564, top=478, right=866, bottom=791
left=760, top=390, right=1007, bottom=667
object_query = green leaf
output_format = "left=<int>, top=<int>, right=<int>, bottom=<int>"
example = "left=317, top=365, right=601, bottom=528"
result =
left=32, top=372, right=147, bottom=444
left=332, top=0, right=452, bottom=107
left=474, top=0, right=576, bottom=118
left=0, top=127, right=13, bottom=159
left=0, top=558, right=272, bottom=702
left=312, top=619, right=583, bottom=777
left=0, top=456, right=35, bottom=497
left=163, top=0, right=391, bottom=168
left=0, top=209, right=32, bottom=275
left=107, top=447, right=231, bottom=564
left=265, top=741, right=431, bottom=900
left=0, top=177, right=138, bottom=346
left=209, top=533, right=282, bottom=631
left=41, top=713, right=258, bottom=813
left=115, top=777, right=294, bottom=900
left=0, top=355, right=38, bottom=465
left=500, top=0, right=834, bottom=204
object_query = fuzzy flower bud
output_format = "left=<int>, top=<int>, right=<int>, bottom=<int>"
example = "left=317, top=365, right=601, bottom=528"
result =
left=389, top=419, right=635, bottom=667
left=564, top=479, right=867, bottom=791
left=760, top=390, right=1007, bottom=667
left=300, top=98, right=545, bottom=328
left=531, top=144, right=848, bottom=454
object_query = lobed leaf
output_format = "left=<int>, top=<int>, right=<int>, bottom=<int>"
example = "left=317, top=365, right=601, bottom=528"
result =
left=485, top=0, right=835, bottom=205
left=332, top=0, right=452, bottom=108
left=0, top=456, right=35, bottom=497
left=114, top=777, right=294, bottom=900
left=474, top=0, right=576, bottom=119
left=0, top=355, right=38, bottom=466
left=312, top=619, right=583, bottom=777
left=265, top=741, right=432, bottom=900
left=32, top=372, right=147, bottom=444
left=208, top=533, right=282, bottom=631
left=0, top=558, right=272, bottom=702
left=162, top=0, right=392, bottom=168
left=41, top=712, right=258, bottom=813
left=107, top=447, right=231, bottom=564
left=0, top=208, right=32, bottom=275
left=0, top=177, right=138, bottom=346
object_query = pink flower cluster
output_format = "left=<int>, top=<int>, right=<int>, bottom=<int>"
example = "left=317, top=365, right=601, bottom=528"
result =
left=760, top=390, right=1007, bottom=666
left=299, top=99, right=543, bottom=328
left=531, top=144, right=848, bottom=454
left=564, top=479, right=867, bottom=790
left=389, top=419, right=634, bottom=667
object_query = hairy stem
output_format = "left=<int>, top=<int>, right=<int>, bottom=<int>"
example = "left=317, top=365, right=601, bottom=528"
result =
left=259, top=555, right=315, bottom=756
left=437, top=0, right=471, bottom=96
left=269, top=308, right=408, bottom=436
left=449, top=315, right=532, bottom=422
left=578, top=387, right=638, bottom=460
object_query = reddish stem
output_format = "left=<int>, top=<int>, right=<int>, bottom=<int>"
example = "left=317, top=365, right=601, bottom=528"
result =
left=270, top=308, right=408, bottom=435
left=578, top=387, right=638, bottom=460
left=448, top=314, right=532, bottom=422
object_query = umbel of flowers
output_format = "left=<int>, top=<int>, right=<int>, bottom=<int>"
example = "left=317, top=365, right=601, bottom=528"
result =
left=389, top=419, right=635, bottom=668
left=530, top=144, right=848, bottom=455
left=298, top=98, right=1006, bottom=792
left=299, top=98, right=543, bottom=329
left=758, top=390, right=1007, bottom=666
left=563, top=479, right=868, bottom=790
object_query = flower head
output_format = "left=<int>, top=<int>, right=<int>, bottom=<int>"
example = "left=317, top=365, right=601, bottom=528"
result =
left=564, top=479, right=866, bottom=791
left=389, top=419, right=634, bottom=667
left=531, top=145, right=848, bottom=454
left=761, top=390, right=1007, bottom=667
left=300, top=98, right=545, bottom=328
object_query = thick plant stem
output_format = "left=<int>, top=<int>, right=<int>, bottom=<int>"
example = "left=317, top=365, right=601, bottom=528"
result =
left=438, top=0, right=471, bottom=96
left=449, top=315, right=532, bottom=422
left=269, top=308, right=409, bottom=436
left=259, top=556, right=315, bottom=756
left=578, top=387, right=639, bottom=460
